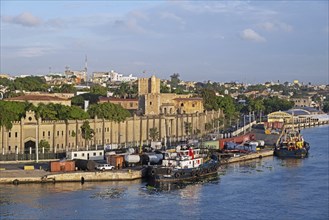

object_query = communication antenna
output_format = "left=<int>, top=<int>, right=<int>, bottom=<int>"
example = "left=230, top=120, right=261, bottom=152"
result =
left=85, top=55, right=88, bottom=84
left=85, top=55, right=88, bottom=72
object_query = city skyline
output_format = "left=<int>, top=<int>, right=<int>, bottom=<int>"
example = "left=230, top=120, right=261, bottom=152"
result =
left=1, top=1, right=328, bottom=84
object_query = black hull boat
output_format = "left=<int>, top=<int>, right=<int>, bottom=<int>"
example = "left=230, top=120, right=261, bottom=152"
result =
left=274, top=129, right=310, bottom=159
left=147, top=148, right=220, bottom=183
left=274, top=142, right=310, bottom=158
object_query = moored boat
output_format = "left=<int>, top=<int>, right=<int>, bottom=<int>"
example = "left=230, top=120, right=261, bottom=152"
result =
left=274, top=129, right=310, bottom=159
left=147, top=147, right=220, bottom=183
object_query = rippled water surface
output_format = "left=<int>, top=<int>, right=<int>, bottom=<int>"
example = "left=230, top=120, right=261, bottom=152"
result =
left=1, top=125, right=328, bottom=219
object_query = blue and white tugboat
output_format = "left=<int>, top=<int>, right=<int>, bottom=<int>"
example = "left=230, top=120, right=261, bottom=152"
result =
left=274, top=129, right=310, bottom=159
left=147, top=147, right=220, bottom=183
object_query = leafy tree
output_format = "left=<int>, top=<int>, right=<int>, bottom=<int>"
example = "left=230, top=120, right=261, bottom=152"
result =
left=68, top=106, right=89, bottom=120
left=184, top=122, right=192, bottom=137
left=160, top=81, right=171, bottom=93
left=71, top=95, right=85, bottom=107
left=39, top=140, right=50, bottom=153
left=217, top=95, right=237, bottom=119
left=201, top=88, right=219, bottom=111
left=35, top=103, right=57, bottom=120
left=0, top=77, right=15, bottom=92
left=0, top=105, right=15, bottom=129
left=149, top=127, right=159, bottom=141
left=0, top=101, right=31, bottom=129
left=263, top=96, right=294, bottom=114
left=34, top=103, right=88, bottom=121
left=87, top=102, right=131, bottom=122
left=72, top=93, right=100, bottom=105
left=170, top=73, right=180, bottom=88
left=247, top=98, right=265, bottom=113
left=171, top=86, right=189, bottom=94
left=81, top=120, right=94, bottom=146
left=205, top=122, right=213, bottom=131
left=90, top=84, right=107, bottom=96
left=59, top=84, right=77, bottom=93
left=323, top=101, right=329, bottom=113
left=113, top=82, right=137, bottom=98
left=13, top=76, right=49, bottom=92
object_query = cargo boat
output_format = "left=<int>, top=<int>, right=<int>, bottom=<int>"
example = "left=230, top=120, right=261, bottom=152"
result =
left=274, top=129, right=310, bottom=159
left=147, top=147, right=220, bottom=183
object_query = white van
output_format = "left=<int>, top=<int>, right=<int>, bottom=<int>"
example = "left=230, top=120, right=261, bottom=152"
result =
left=95, top=164, right=114, bottom=171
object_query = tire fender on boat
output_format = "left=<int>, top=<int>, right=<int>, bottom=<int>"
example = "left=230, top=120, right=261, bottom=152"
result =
left=174, top=172, right=180, bottom=178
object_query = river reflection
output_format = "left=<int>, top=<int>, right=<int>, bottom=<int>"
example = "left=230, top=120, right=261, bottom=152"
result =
left=0, top=126, right=327, bottom=220
left=227, top=156, right=277, bottom=175
left=145, top=175, right=220, bottom=193
left=279, top=158, right=303, bottom=168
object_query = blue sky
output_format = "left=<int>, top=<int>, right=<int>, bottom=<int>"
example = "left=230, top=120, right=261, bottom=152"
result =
left=1, top=1, right=328, bottom=84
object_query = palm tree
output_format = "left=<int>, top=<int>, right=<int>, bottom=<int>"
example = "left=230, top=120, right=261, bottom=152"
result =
left=81, top=120, right=94, bottom=149
left=184, top=122, right=192, bottom=139
left=149, top=127, right=159, bottom=142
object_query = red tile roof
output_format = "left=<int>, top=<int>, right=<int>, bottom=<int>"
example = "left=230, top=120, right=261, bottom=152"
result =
left=5, top=94, right=69, bottom=101
left=174, top=97, right=203, bottom=101
left=99, top=97, right=138, bottom=102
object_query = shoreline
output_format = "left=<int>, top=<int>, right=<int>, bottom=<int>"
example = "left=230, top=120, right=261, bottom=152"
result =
left=0, top=149, right=274, bottom=185
left=2, top=123, right=323, bottom=185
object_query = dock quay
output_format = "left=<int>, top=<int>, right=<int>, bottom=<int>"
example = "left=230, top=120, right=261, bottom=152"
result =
left=0, top=168, right=146, bottom=184
left=0, top=126, right=279, bottom=184
left=0, top=150, right=275, bottom=184
left=221, top=149, right=274, bottom=164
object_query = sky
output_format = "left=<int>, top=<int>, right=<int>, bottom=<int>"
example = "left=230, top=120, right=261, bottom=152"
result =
left=1, top=0, right=328, bottom=84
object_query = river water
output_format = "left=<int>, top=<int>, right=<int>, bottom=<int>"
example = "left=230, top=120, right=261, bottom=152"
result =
left=1, top=125, right=328, bottom=220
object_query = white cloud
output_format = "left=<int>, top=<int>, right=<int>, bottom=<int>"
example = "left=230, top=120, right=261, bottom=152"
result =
left=259, top=21, right=293, bottom=32
left=15, top=46, right=51, bottom=57
left=46, top=18, right=66, bottom=28
left=113, top=10, right=150, bottom=34
left=174, top=1, right=277, bottom=17
left=2, top=12, right=42, bottom=27
left=240, top=29, right=266, bottom=42
left=259, top=22, right=276, bottom=31
left=160, top=12, right=185, bottom=25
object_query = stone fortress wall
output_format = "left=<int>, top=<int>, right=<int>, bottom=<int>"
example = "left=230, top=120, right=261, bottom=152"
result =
left=0, top=110, right=222, bottom=154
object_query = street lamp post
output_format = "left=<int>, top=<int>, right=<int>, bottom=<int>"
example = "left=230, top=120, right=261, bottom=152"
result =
left=243, top=114, right=246, bottom=134
left=35, top=124, right=39, bottom=163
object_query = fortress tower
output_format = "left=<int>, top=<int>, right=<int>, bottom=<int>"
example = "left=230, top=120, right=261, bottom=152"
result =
left=138, top=75, right=204, bottom=115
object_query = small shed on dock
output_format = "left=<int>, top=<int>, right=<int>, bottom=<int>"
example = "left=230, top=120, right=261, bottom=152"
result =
left=107, top=155, right=124, bottom=169
left=50, top=160, right=75, bottom=172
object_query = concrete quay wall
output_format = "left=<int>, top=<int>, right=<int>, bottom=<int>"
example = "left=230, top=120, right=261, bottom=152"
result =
left=46, top=170, right=143, bottom=183
left=0, top=169, right=144, bottom=184
left=0, top=150, right=275, bottom=185
left=222, top=149, right=274, bottom=164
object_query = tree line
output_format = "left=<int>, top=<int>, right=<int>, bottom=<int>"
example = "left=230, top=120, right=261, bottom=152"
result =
left=200, top=88, right=295, bottom=120
left=0, top=101, right=131, bottom=130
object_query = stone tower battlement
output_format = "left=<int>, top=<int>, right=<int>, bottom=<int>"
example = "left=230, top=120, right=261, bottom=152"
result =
left=138, top=75, right=160, bottom=95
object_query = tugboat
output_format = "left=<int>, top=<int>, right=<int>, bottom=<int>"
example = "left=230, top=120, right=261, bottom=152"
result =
left=147, top=147, right=220, bottom=183
left=274, top=129, right=310, bottom=158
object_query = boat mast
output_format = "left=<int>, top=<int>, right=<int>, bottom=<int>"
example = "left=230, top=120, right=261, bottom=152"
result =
left=292, top=111, right=294, bottom=131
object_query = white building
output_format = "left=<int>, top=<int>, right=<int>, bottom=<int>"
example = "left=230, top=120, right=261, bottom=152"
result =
left=66, top=150, right=104, bottom=160
left=92, top=70, right=137, bottom=84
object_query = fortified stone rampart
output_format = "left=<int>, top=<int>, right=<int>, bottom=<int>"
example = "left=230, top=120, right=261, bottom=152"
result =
left=0, top=110, right=222, bottom=155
